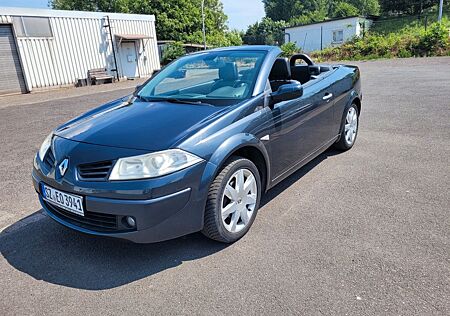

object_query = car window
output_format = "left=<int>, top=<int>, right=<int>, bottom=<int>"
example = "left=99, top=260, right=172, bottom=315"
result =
left=154, top=61, right=218, bottom=95
left=139, top=50, right=266, bottom=103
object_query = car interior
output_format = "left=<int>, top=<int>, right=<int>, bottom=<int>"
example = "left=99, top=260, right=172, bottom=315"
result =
left=146, top=53, right=333, bottom=101
left=268, top=54, right=334, bottom=92
left=207, top=62, right=250, bottom=98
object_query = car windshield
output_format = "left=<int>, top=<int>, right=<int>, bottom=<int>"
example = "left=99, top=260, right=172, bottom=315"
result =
left=138, top=50, right=266, bottom=104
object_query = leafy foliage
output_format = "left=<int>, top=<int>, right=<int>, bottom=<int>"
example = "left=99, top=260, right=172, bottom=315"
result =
left=243, top=18, right=287, bottom=45
left=262, top=0, right=380, bottom=24
left=346, top=0, right=380, bottom=15
left=379, top=0, right=447, bottom=15
left=280, top=42, right=300, bottom=57
left=262, top=0, right=315, bottom=22
left=311, top=20, right=450, bottom=61
left=330, top=2, right=360, bottom=18
left=161, top=42, right=185, bottom=65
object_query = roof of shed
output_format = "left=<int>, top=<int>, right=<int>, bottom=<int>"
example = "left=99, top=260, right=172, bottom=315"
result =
left=285, top=15, right=373, bottom=30
left=116, top=34, right=152, bottom=40
left=0, top=6, right=155, bottom=21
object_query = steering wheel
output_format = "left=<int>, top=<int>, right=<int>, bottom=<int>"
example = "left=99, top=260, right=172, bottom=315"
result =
left=289, top=53, right=315, bottom=67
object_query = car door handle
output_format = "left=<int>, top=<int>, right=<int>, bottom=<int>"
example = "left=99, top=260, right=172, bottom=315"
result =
left=323, top=93, right=333, bottom=101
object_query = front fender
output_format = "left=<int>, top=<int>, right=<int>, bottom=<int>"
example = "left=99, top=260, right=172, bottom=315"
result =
left=205, top=133, right=271, bottom=192
left=193, top=134, right=270, bottom=226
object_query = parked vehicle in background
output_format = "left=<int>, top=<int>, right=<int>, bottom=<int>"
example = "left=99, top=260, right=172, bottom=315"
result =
left=32, top=46, right=362, bottom=243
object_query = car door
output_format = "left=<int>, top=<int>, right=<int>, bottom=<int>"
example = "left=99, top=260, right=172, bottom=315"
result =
left=267, top=77, right=335, bottom=183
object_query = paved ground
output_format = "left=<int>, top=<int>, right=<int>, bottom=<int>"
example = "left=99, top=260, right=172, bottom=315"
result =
left=0, top=57, right=449, bottom=315
left=0, top=77, right=147, bottom=109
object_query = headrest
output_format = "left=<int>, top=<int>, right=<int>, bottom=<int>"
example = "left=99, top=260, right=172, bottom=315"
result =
left=219, top=62, right=238, bottom=81
left=269, top=58, right=291, bottom=81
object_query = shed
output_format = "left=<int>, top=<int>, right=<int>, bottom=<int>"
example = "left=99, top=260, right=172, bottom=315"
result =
left=284, top=16, right=373, bottom=53
left=0, top=7, right=160, bottom=95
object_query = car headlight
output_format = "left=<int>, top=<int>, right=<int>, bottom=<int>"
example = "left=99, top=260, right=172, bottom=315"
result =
left=109, top=149, right=203, bottom=180
left=39, top=132, right=53, bottom=161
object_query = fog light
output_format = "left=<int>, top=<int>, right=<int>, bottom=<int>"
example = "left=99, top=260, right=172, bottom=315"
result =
left=126, top=216, right=136, bottom=227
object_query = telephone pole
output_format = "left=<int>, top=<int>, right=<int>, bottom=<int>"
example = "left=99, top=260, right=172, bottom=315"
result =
left=202, top=0, right=206, bottom=49
left=438, top=0, right=444, bottom=22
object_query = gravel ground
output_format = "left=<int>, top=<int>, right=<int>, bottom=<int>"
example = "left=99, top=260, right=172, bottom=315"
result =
left=0, top=57, right=449, bottom=315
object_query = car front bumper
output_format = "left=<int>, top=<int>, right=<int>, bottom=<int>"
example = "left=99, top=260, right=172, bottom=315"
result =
left=32, top=159, right=217, bottom=243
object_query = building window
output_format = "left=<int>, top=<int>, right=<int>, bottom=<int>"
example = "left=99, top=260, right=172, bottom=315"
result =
left=332, top=30, right=344, bottom=43
left=13, top=16, right=53, bottom=38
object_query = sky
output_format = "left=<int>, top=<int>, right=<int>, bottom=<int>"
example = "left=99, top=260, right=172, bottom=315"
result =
left=221, top=0, right=265, bottom=30
left=0, top=0, right=264, bottom=31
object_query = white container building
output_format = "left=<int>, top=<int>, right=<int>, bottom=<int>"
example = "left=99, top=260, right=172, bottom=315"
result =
left=284, top=16, right=372, bottom=53
left=0, top=7, right=160, bottom=95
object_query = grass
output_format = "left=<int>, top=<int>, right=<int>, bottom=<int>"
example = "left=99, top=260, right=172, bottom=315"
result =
left=372, top=6, right=450, bottom=35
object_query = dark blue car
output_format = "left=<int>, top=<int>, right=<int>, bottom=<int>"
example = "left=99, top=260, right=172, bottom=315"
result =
left=32, top=46, right=361, bottom=243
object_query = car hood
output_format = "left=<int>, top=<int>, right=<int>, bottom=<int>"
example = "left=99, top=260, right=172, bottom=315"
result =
left=55, top=98, right=228, bottom=151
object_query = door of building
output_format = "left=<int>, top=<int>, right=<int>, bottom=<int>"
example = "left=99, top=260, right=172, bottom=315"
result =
left=120, top=41, right=138, bottom=78
left=0, top=24, right=27, bottom=95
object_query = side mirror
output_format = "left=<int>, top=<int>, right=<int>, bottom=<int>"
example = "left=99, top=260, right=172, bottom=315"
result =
left=133, top=84, right=143, bottom=96
left=270, top=82, right=303, bottom=106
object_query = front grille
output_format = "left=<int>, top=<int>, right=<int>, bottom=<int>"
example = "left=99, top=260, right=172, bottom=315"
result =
left=43, top=150, right=56, bottom=170
left=44, top=200, right=134, bottom=233
left=78, top=161, right=113, bottom=181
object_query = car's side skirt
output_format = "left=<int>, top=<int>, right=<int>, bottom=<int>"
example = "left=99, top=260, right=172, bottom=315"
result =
left=268, top=135, right=339, bottom=189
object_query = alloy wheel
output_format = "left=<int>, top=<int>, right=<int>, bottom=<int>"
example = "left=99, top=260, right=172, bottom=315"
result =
left=344, top=107, right=358, bottom=146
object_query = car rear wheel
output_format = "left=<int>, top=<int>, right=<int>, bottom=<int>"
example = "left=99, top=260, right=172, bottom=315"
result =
left=202, top=156, right=261, bottom=243
left=334, top=103, right=359, bottom=151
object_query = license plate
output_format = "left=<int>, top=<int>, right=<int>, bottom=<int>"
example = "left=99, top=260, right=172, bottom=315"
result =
left=42, top=184, right=84, bottom=216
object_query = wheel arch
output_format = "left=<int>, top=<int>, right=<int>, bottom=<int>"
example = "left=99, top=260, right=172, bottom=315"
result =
left=208, top=133, right=271, bottom=193
left=335, top=94, right=361, bottom=144
left=352, top=96, right=361, bottom=115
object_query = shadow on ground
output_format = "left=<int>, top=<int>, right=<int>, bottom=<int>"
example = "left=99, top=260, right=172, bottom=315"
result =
left=0, top=148, right=340, bottom=290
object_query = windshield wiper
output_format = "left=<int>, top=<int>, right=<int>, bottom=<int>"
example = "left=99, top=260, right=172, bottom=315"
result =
left=165, top=98, right=205, bottom=105
left=138, top=96, right=215, bottom=107
left=135, top=95, right=152, bottom=102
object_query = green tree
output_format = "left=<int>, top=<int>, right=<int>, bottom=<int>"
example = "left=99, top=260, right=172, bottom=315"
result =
left=262, top=0, right=306, bottom=22
left=330, top=2, right=360, bottom=17
left=379, top=0, right=444, bottom=15
left=346, top=0, right=380, bottom=15
left=263, top=0, right=380, bottom=26
left=243, top=17, right=287, bottom=45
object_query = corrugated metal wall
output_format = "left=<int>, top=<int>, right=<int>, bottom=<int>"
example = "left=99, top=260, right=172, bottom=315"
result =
left=110, top=18, right=159, bottom=79
left=0, top=15, right=12, bottom=24
left=1, top=13, right=159, bottom=91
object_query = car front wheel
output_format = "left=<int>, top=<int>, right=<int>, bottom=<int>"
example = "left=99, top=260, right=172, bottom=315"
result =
left=202, top=156, right=261, bottom=243
left=334, top=103, right=359, bottom=151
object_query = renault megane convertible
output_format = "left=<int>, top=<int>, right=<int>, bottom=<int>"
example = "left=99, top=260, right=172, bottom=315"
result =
left=32, top=45, right=362, bottom=243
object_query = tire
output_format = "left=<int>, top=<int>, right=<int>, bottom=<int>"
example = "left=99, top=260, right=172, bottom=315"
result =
left=202, top=156, right=262, bottom=243
left=334, top=103, right=359, bottom=151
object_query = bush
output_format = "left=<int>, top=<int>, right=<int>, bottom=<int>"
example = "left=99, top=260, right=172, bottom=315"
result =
left=280, top=42, right=300, bottom=57
left=161, top=42, right=185, bottom=65
left=414, top=22, right=449, bottom=55
left=311, top=21, right=449, bottom=61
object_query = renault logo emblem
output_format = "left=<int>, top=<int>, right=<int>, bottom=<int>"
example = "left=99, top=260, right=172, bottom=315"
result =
left=59, top=158, right=69, bottom=176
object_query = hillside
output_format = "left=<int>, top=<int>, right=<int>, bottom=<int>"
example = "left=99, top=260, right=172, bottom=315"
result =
left=371, top=5, right=450, bottom=34
left=310, top=4, right=450, bottom=61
